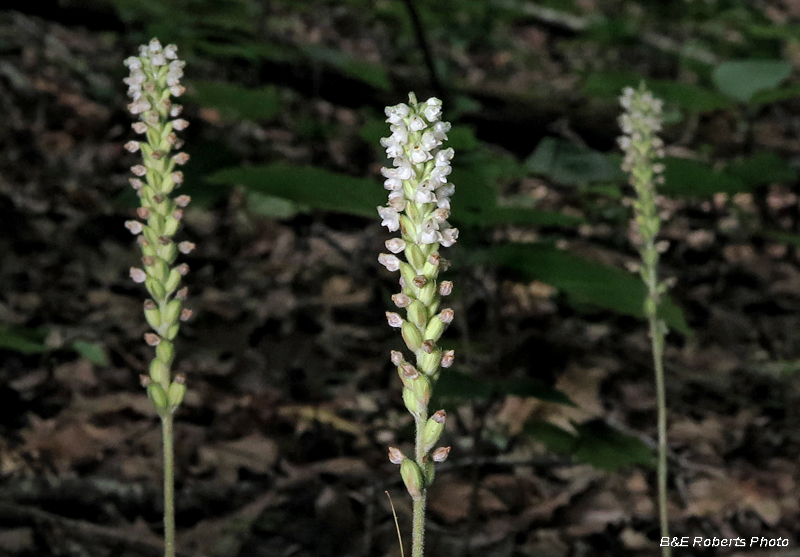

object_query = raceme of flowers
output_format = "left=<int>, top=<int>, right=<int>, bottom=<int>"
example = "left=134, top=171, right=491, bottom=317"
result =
left=124, top=38, right=191, bottom=415
left=378, top=93, right=457, bottom=501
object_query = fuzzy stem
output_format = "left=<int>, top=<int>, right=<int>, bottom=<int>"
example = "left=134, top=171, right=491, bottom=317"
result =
left=412, top=412, right=427, bottom=557
left=161, top=414, right=175, bottom=557
left=649, top=313, right=669, bottom=557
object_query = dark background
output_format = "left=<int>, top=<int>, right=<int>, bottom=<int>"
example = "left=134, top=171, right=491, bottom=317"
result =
left=1, top=1, right=800, bottom=556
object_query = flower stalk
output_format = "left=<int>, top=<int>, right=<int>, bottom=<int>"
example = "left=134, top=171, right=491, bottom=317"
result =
left=380, top=93, right=457, bottom=557
left=124, top=38, right=191, bottom=557
left=618, top=83, right=671, bottom=557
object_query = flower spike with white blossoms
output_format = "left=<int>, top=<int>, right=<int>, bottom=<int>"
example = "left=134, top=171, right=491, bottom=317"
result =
left=124, top=37, right=191, bottom=415
left=618, top=83, right=673, bottom=557
left=379, top=93, right=455, bottom=557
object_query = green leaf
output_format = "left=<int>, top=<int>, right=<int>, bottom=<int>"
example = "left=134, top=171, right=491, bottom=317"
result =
left=751, top=84, right=800, bottom=105
left=300, top=45, right=390, bottom=90
left=661, top=157, right=746, bottom=198
left=525, top=419, right=578, bottom=454
left=187, top=81, right=282, bottom=122
left=458, top=207, right=583, bottom=227
left=435, top=371, right=574, bottom=405
left=71, top=341, right=109, bottom=367
left=524, top=419, right=655, bottom=471
left=571, top=420, right=655, bottom=471
left=761, top=230, right=800, bottom=248
left=246, top=191, right=301, bottom=219
left=723, top=152, right=797, bottom=187
left=526, top=138, right=625, bottom=186
left=583, top=73, right=732, bottom=112
left=0, top=327, right=48, bottom=354
left=205, top=163, right=384, bottom=217
left=482, top=243, right=691, bottom=334
left=713, top=60, right=792, bottom=102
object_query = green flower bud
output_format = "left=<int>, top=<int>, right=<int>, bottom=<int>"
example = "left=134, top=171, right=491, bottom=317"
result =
left=423, top=460, right=435, bottom=487
left=144, top=300, right=161, bottom=330
left=400, top=458, right=424, bottom=500
left=147, top=382, right=169, bottom=411
left=423, top=409, right=446, bottom=453
left=402, top=387, right=420, bottom=416
left=155, top=339, right=174, bottom=367
left=417, top=282, right=436, bottom=306
left=163, top=268, right=182, bottom=295
left=406, top=300, right=428, bottom=330
left=404, top=244, right=426, bottom=271
left=410, top=374, right=431, bottom=407
left=162, top=299, right=182, bottom=326
left=149, top=359, right=169, bottom=384
left=423, top=315, right=446, bottom=343
left=399, top=262, right=417, bottom=293
left=419, top=348, right=442, bottom=375
left=145, top=277, right=166, bottom=301
left=401, top=321, right=423, bottom=352
left=167, top=377, right=186, bottom=407
left=164, top=323, right=180, bottom=341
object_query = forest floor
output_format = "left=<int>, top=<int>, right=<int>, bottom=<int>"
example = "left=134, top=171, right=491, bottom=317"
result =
left=2, top=4, right=800, bottom=557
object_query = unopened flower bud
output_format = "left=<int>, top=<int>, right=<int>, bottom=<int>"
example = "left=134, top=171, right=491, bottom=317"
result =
left=130, top=267, right=147, bottom=283
left=176, top=287, right=188, bottom=300
left=400, top=362, right=419, bottom=380
left=144, top=333, right=161, bottom=346
left=172, top=172, right=184, bottom=185
left=413, top=275, right=427, bottom=288
left=400, top=458, right=423, bottom=499
left=125, top=220, right=143, bottom=234
left=131, top=165, right=147, bottom=176
left=388, top=446, right=405, bottom=465
left=392, top=293, right=411, bottom=308
left=173, top=152, right=190, bottom=165
left=440, top=350, right=454, bottom=368
left=439, top=281, right=453, bottom=296
left=379, top=253, right=401, bottom=272
left=390, top=350, right=404, bottom=365
left=124, top=141, right=140, bottom=153
left=432, top=446, right=451, bottom=462
left=438, top=308, right=454, bottom=324
left=386, top=312, right=403, bottom=328
left=176, top=263, right=189, bottom=276
left=132, top=122, right=148, bottom=134
left=421, top=340, right=435, bottom=353
left=173, top=209, right=184, bottom=221
left=174, top=195, right=191, bottom=207
left=385, top=238, right=406, bottom=254
left=178, top=241, right=195, bottom=254
left=180, top=308, right=193, bottom=321
left=129, top=178, right=144, bottom=190
left=137, top=207, right=151, bottom=219
left=428, top=253, right=440, bottom=266
left=172, top=119, right=189, bottom=131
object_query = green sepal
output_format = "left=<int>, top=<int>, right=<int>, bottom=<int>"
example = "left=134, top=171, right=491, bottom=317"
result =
left=145, top=277, right=166, bottom=301
left=423, top=415, right=446, bottom=453
left=405, top=244, right=426, bottom=271
left=423, top=460, right=435, bottom=487
left=167, top=380, right=186, bottom=408
left=163, top=268, right=182, bottom=294
left=399, top=215, right=417, bottom=240
left=399, top=263, right=416, bottom=293
left=155, top=340, right=174, bottom=367
left=160, top=173, right=175, bottom=194
left=163, top=299, right=182, bottom=326
left=405, top=200, right=419, bottom=221
left=410, top=374, right=431, bottom=406
left=149, top=359, right=169, bottom=384
left=419, top=348, right=441, bottom=375
left=164, top=216, right=180, bottom=237
left=148, top=259, right=169, bottom=283
left=406, top=300, right=428, bottom=330
left=402, top=387, right=420, bottom=416
left=417, top=282, right=436, bottom=306
left=422, top=256, right=440, bottom=279
left=400, top=458, right=423, bottom=500
left=143, top=226, right=160, bottom=247
left=147, top=382, right=169, bottom=411
left=144, top=305, right=162, bottom=330
left=158, top=242, right=177, bottom=265
left=423, top=315, right=446, bottom=343
left=401, top=321, right=423, bottom=352
left=164, top=323, right=180, bottom=341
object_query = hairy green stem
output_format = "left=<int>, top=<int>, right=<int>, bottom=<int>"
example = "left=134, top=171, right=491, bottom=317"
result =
left=649, top=313, right=669, bottom=557
left=161, top=414, right=175, bottom=557
left=412, top=412, right=427, bottom=557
